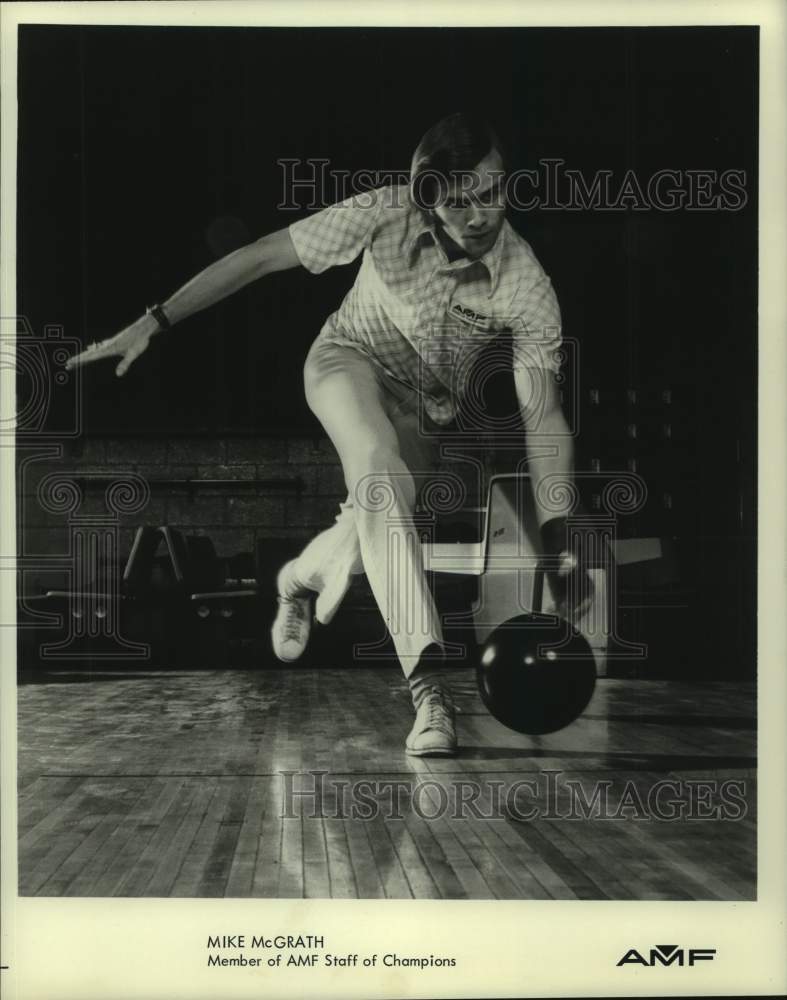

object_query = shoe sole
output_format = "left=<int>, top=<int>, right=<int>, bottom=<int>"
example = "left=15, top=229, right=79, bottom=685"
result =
left=273, top=648, right=306, bottom=663
left=405, top=746, right=457, bottom=757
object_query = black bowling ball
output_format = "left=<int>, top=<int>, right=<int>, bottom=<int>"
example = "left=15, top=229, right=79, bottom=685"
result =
left=476, top=614, right=597, bottom=735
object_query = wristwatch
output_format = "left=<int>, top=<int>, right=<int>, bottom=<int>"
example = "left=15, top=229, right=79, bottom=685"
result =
left=146, top=303, right=171, bottom=332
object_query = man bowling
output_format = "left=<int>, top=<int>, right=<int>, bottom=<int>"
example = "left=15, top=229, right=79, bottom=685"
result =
left=67, top=112, right=588, bottom=757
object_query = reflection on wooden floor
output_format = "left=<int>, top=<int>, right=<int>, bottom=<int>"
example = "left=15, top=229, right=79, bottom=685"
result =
left=17, top=667, right=756, bottom=899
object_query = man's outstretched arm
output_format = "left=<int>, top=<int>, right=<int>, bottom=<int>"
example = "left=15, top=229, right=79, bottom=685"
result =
left=66, top=227, right=302, bottom=376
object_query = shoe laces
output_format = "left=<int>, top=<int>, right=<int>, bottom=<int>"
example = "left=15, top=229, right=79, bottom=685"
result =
left=278, top=597, right=308, bottom=641
left=423, top=687, right=454, bottom=734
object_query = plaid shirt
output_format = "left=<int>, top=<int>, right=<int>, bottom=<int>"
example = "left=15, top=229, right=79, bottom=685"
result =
left=289, top=185, right=562, bottom=425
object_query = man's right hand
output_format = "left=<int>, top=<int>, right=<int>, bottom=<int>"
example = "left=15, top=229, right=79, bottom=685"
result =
left=65, top=314, right=158, bottom=377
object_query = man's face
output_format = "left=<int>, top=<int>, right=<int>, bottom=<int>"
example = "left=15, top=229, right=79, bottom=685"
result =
left=432, top=148, right=506, bottom=259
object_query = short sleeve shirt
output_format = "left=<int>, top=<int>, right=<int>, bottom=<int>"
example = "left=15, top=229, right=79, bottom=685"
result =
left=289, top=184, right=562, bottom=425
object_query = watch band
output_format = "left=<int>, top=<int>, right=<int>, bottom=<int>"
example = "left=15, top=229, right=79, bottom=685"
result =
left=146, top=303, right=171, bottom=332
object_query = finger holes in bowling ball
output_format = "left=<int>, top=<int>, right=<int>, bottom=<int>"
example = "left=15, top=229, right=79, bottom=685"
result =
left=476, top=613, right=596, bottom=735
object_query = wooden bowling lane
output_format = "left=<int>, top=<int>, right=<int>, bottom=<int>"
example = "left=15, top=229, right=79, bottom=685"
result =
left=17, top=667, right=756, bottom=899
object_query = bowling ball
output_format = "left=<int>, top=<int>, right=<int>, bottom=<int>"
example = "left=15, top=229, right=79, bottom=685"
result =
left=476, top=614, right=596, bottom=735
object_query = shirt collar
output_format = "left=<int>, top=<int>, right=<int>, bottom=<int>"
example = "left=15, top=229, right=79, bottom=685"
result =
left=406, top=214, right=505, bottom=296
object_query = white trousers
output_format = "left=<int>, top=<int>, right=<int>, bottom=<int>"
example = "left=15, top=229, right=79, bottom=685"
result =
left=284, top=337, right=444, bottom=677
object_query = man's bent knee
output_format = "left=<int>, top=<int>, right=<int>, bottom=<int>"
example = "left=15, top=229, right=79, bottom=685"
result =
left=348, top=448, right=416, bottom=513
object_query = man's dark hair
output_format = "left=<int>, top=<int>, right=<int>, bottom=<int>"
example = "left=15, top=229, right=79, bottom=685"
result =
left=410, top=112, right=505, bottom=210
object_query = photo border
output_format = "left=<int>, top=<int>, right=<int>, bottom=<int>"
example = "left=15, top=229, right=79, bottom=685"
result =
left=1, top=2, right=784, bottom=998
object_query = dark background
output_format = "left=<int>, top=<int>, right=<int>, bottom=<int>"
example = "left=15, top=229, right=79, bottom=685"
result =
left=17, top=26, right=758, bottom=678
